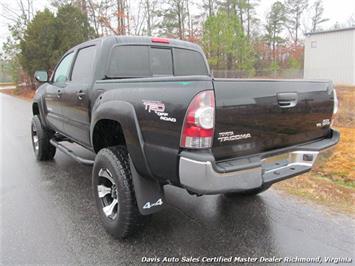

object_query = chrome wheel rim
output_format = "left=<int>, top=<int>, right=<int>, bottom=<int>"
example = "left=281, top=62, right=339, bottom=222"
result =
left=32, top=123, right=39, bottom=151
left=97, top=168, right=119, bottom=220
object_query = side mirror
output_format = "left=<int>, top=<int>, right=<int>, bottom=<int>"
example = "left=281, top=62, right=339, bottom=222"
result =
left=34, top=70, right=48, bottom=83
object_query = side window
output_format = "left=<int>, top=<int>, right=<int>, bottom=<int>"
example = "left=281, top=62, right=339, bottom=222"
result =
left=53, top=53, right=74, bottom=83
left=108, top=45, right=150, bottom=78
left=72, top=46, right=97, bottom=83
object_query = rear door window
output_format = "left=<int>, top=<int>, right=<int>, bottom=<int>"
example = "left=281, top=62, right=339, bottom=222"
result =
left=71, top=46, right=96, bottom=83
left=108, top=45, right=150, bottom=78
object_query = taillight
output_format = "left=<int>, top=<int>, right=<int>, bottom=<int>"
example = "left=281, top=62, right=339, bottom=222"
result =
left=180, top=90, right=215, bottom=149
left=333, top=89, right=338, bottom=114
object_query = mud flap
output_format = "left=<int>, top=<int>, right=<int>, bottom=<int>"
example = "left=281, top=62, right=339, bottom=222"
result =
left=129, top=160, right=165, bottom=215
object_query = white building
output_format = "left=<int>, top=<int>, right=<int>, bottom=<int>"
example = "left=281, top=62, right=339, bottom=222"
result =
left=304, top=27, right=355, bottom=85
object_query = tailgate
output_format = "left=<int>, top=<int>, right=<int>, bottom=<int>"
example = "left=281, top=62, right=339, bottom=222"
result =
left=212, top=79, right=334, bottom=160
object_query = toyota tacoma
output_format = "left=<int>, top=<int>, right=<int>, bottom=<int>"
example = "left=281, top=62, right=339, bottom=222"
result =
left=31, top=36, right=339, bottom=238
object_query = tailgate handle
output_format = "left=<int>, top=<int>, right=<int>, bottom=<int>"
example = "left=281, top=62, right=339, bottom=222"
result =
left=277, top=93, right=298, bottom=108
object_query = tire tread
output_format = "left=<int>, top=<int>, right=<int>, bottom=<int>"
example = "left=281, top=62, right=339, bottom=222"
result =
left=93, top=146, right=143, bottom=239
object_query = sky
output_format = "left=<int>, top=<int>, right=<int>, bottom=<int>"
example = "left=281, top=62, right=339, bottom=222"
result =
left=0, top=0, right=354, bottom=50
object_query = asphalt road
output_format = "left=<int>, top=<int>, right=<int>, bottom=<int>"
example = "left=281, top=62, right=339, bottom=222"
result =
left=0, top=93, right=354, bottom=265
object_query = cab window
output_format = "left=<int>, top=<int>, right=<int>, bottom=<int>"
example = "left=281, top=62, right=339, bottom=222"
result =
left=53, top=52, right=74, bottom=83
left=72, top=46, right=96, bottom=83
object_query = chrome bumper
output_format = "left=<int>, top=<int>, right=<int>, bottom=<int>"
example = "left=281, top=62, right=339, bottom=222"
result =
left=179, top=130, right=339, bottom=195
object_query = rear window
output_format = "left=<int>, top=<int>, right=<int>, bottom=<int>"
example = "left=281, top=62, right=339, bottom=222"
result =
left=150, top=48, right=173, bottom=76
left=107, top=45, right=208, bottom=78
left=173, top=48, right=208, bottom=76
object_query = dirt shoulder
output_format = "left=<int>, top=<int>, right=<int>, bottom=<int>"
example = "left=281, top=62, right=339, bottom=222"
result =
left=0, top=87, right=35, bottom=101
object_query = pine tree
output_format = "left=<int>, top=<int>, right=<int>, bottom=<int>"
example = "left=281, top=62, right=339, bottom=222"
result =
left=264, top=1, right=286, bottom=63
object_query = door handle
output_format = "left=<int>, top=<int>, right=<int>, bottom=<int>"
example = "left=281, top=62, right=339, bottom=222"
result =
left=77, top=90, right=86, bottom=100
left=277, top=93, right=298, bottom=108
left=57, top=89, right=62, bottom=98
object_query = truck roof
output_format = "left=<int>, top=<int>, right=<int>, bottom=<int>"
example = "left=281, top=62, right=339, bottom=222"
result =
left=72, top=35, right=202, bottom=52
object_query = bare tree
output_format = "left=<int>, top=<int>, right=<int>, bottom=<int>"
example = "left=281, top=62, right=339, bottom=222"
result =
left=310, top=0, right=329, bottom=32
left=284, top=0, right=308, bottom=45
left=0, top=0, right=34, bottom=25
left=347, top=14, right=355, bottom=27
left=89, top=0, right=129, bottom=35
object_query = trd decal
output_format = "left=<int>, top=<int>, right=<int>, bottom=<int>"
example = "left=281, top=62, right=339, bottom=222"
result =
left=143, top=100, right=176, bottom=123
left=143, top=100, right=165, bottom=113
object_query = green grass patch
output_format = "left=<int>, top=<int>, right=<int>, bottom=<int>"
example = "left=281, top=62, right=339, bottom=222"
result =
left=314, top=174, right=355, bottom=189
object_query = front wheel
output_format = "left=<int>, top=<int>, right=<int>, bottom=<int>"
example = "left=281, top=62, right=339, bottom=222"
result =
left=92, top=146, right=143, bottom=239
left=31, top=115, right=56, bottom=161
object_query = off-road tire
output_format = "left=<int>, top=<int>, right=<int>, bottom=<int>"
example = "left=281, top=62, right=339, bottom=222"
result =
left=92, top=146, right=143, bottom=239
left=31, top=115, right=56, bottom=161
left=224, top=184, right=272, bottom=198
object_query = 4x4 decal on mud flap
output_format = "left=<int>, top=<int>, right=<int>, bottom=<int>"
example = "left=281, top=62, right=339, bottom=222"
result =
left=143, top=100, right=177, bottom=123
left=143, top=198, right=163, bottom=209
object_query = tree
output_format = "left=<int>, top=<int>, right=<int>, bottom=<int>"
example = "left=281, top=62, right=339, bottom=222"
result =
left=160, top=0, right=188, bottom=39
left=0, top=0, right=35, bottom=83
left=264, top=1, right=286, bottom=63
left=0, top=0, right=34, bottom=26
left=202, top=0, right=217, bottom=17
left=202, top=10, right=255, bottom=75
left=19, top=9, right=58, bottom=86
left=143, top=0, right=160, bottom=35
left=217, top=0, right=259, bottom=38
left=284, top=0, right=308, bottom=44
left=347, top=14, right=355, bottom=27
left=310, top=0, right=329, bottom=32
left=18, top=5, right=95, bottom=87
left=244, top=0, right=260, bottom=38
left=55, top=4, right=96, bottom=57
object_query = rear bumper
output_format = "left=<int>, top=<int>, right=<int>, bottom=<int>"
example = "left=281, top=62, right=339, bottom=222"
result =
left=178, top=129, right=339, bottom=195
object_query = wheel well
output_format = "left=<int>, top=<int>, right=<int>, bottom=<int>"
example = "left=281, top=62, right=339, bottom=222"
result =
left=32, top=103, right=40, bottom=116
left=92, top=119, right=126, bottom=153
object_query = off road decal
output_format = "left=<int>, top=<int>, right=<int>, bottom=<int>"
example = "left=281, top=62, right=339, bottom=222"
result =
left=143, top=100, right=176, bottom=123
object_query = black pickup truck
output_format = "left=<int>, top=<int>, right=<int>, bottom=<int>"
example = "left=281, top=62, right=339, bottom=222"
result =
left=32, top=36, right=339, bottom=238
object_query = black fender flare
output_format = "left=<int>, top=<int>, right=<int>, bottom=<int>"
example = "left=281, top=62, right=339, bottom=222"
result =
left=90, top=100, right=153, bottom=179
left=32, top=94, right=49, bottom=129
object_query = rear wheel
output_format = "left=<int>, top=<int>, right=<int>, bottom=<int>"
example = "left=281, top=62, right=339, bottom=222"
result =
left=31, top=115, right=56, bottom=161
left=92, top=146, right=143, bottom=239
left=224, top=184, right=272, bottom=198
